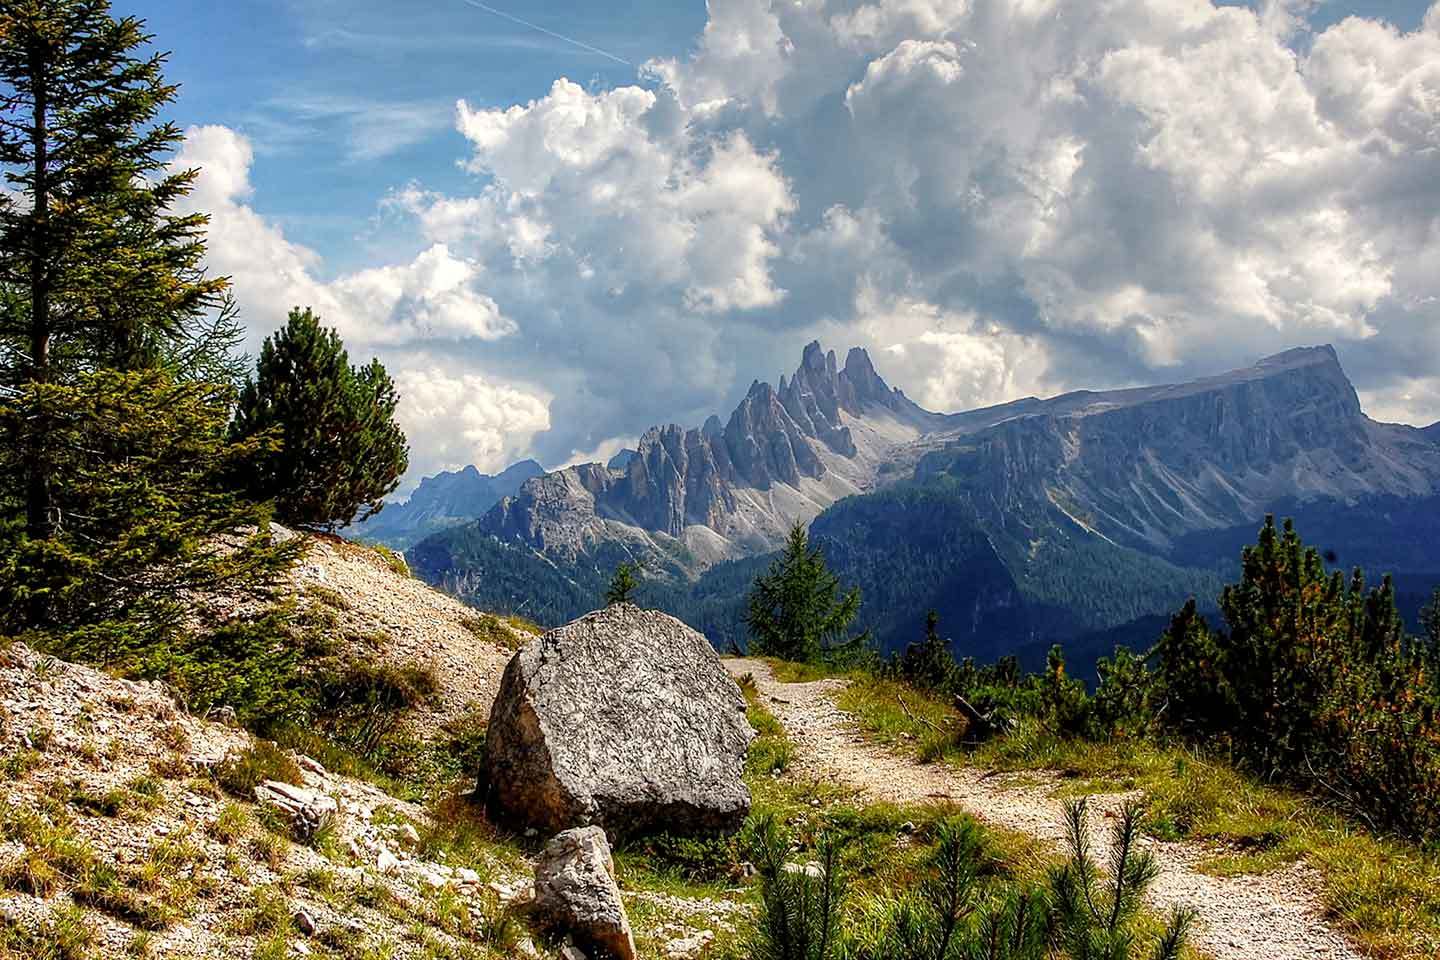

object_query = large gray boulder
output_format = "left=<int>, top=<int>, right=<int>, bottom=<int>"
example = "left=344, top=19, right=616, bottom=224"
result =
left=533, top=827, right=636, bottom=960
left=483, top=604, right=753, bottom=835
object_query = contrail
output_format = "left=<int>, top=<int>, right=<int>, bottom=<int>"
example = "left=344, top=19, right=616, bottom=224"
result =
left=457, top=0, right=635, bottom=68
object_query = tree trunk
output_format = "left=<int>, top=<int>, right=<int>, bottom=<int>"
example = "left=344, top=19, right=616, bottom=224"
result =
left=24, top=46, right=51, bottom=546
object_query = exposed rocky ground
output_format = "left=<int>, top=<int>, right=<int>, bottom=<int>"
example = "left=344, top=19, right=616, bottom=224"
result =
left=0, top=540, right=738, bottom=960
left=724, top=658, right=1365, bottom=960
left=0, top=640, right=528, bottom=959
left=287, top=534, right=530, bottom=735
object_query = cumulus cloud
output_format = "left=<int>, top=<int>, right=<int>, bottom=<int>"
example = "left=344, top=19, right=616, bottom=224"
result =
left=393, top=367, right=552, bottom=478
left=174, top=126, right=548, bottom=490
left=187, top=0, right=1440, bottom=488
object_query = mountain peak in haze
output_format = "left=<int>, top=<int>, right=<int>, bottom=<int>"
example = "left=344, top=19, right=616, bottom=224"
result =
left=357, top=459, right=545, bottom=548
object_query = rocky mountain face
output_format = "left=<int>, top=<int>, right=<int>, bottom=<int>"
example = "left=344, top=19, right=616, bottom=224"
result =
left=411, top=343, right=1440, bottom=668
left=911, top=346, right=1440, bottom=554
left=478, top=342, right=938, bottom=564
left=356, top=459, right=544, bottom=548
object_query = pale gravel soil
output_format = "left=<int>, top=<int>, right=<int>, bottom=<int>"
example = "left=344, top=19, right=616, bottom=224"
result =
left=289, top=534, right=525, bottom=734
left=724, top=658, right=1366, bottom=960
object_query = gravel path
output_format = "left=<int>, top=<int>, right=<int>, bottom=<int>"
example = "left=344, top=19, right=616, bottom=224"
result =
left=724, top=658, right=1364, bottom=960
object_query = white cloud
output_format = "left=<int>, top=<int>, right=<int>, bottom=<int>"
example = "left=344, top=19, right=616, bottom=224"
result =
left=393, top=366, right=552, bottom=480
left=445, top=80, right=796, bottom=312
left=849, top=286, right=1054, bottom=412
left=174, top=125, right=545, bottom=491
left=182, top=0, right=1440, bottom=485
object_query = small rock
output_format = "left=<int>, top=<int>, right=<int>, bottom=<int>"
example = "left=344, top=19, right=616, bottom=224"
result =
left=559, top=945, right=587, bottom=960
left=397, top=823, right=421, bottom=847
left=294, top=909, right=317, bottom=936
left=376, top=848, right=400, bottom=874
left=533, top=827, right=636, bottom=960
left=295, top=755, right=327, bottom=776
left=255, top=781, right=338, bottom=842
left=664, top=930, right=715, bottom=960
left=782, top=861, right=825, bottom=880
left=515, top=940, right=541, bottom=959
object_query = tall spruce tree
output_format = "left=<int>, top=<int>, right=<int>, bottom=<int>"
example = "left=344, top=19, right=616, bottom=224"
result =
left=0, top=0, right=227, bottom=544
left=230, top=308, right=409, bottom=531
left=745, top=522, right=864, bottom=663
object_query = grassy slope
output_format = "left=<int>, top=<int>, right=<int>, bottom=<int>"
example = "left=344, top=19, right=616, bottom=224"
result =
left=719, top=669, right=1207, bottom=960
left=810, top=667, right=1440, bottom=960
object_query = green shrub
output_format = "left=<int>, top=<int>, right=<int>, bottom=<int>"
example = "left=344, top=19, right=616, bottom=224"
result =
left=1050, top=799, right=1192, bottom=960
left=214, top=742, right=302, bottom=797
left=371, top=544, right=410, bottom=578
left=459, top=613, right=525, bottom=651
left=735, top=802, right=1191, bottom=960
left=627, top=832, right=738, bottom=884
left=1155, top=517, right=1440, bottom=838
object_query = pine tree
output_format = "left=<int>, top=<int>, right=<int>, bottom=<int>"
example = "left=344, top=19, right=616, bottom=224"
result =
left=605, top=561, right=640, bottom=606
left=0, top=0, right=227, bottom=545
left=0, top=368, right=296, bottom=647
left=1156, top=516, right=1440, bottom=836
left=897, top=610, right=953, bottom=691
left=230, top=308, right=409, bottom=531
left=744, top=522, right=864, bottom=663
left=1421, top=588, right=1440, bottom=687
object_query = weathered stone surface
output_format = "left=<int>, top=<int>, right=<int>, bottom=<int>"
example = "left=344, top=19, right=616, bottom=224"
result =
left=254, top=780, right=337, bottom=841
left=533, top=827, right=636, bottom=960
left=483, top=605, right=754, bottom=836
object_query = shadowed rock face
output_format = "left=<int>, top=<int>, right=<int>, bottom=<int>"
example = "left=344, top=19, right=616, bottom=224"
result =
left=482, top=605, right=754, bottom=837
left=479, top=341, right=935, bottom=549
left=913, top=346, right=1440, bottom=551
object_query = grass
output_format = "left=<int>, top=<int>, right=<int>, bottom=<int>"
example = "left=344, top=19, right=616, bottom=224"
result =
left=808, top=669, right=1440, bottom=960
left=214, top=741, right=303, bottom=798
left=457, top=613, right=535, bottom=651
left=0, top=904, right=96, bottom=960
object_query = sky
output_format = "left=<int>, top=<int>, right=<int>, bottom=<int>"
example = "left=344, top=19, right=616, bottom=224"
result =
left=114, top=0, right=1440, bottom=489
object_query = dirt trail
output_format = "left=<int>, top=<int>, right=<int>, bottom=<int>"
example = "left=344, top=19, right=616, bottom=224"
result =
left=725, top=658, right=1363, bottom=960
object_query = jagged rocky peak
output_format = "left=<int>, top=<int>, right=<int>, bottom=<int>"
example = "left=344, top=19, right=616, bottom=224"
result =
left=477, top=340, right=930, bottom=548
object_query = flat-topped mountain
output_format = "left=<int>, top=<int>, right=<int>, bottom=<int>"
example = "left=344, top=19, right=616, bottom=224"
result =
left=909, top=345, right=1440, bottom=553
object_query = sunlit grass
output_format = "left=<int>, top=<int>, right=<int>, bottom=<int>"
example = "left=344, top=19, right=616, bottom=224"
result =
left=793, top=667, right=1440, bottom=959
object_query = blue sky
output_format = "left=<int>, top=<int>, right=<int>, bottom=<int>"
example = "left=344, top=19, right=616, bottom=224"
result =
left=118, top=1, right=705, bottom=273
left=110, top=0, right=1440, bottom=486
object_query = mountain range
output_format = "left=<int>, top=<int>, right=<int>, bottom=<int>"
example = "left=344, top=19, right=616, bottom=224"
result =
left=404, top=343, right=1440, bottom=673
left=355, top=459, right=544, bottom=548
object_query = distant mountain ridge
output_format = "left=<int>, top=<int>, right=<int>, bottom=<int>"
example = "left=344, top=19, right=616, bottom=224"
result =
left=907, top=345, right=1439, bottom=554
left=356, top=460, right=544, bottom=548
left=477, top=341, right=939, bottom=568
left=409, top=343, right=1440, bottom=670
